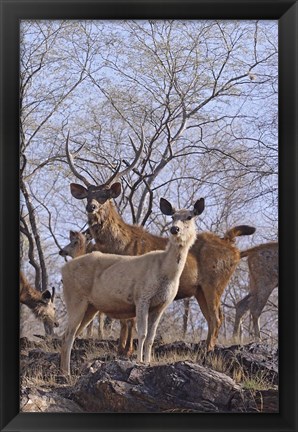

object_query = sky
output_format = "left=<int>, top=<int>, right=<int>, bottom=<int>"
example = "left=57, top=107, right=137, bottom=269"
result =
left=20, top=19, right=278, bottom=288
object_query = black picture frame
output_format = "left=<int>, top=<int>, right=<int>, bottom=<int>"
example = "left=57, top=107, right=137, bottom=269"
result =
left=0, top=1, right=297, bottom=431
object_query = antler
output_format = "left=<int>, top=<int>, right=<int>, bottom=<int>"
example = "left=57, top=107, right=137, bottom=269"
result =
left=103, top=160, right=122, bottom=186
left=104, top=126, right=145, bottom=186
left=65, top=131, right=91, bottom=187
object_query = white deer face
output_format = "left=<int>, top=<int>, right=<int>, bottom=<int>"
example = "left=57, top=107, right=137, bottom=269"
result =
left=160, top=197, right=205, bottom=245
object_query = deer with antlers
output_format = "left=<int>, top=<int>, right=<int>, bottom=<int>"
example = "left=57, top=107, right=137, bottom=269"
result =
left=66, top=130, right=255, bottom=352
left=233, top=242, right=278, bottom=341
left=20, top=271, right=59, bottom=333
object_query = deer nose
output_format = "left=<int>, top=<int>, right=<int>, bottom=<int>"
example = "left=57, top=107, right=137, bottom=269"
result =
left=170, top=226, right=180, bottom=235
left=86, top=203, right=96, bottom=213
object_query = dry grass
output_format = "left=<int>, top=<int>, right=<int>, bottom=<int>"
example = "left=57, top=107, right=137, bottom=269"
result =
left=20, top=329, right=277, bottom=395
left=152, top=348, right=244, bottom=381
left=241, top=372, right=277, bottom=391
left=151, top=344, right=276, bottom=391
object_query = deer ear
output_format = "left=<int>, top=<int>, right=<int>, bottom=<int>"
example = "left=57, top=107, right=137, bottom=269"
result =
left=41, top=290, right=52, bottom=304
left=70, top=183, right=88, bottom=199
left=109, top=182, right=122, bottom=198
left=160, top=198, right=175, bottom=215
left=193, top=198, right=205, bottom=216
left=69, top=230, right=75, bottom=240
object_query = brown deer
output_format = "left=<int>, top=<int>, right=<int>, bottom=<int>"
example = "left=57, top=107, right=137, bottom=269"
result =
left=59, top=229, right=95, bottom=258
left=66, top=132, right=255, bottom=352
left=20, top=271, right=59, bottom=332
left=59, top=230, right=110, bottom=339
left=61, top=197, right=204, bottom=374
left=233, top=242, right=278, bottom=341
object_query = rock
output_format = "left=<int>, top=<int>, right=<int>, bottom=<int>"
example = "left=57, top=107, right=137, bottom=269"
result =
left=71, top=359, right=260, bottom=413
left=21, top=386, right=84, bottom=413
left=249, top=388, right=279, bottom=412
left=19, top=339, right=278, bottom=413
left=154, top=341, right=278, bottom=386
left=212, top=342, right=278, bottom=385
left=154, top=341, right=196, bottom=356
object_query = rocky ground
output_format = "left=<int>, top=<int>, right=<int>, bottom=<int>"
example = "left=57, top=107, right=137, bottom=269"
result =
left=20, top=337, right=278, bottom=413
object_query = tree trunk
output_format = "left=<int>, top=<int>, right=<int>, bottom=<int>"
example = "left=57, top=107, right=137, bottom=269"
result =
left=20, top=179, right=48, bottom=292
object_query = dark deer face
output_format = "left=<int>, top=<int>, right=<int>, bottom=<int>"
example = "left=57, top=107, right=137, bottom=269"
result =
left=41, top=287, right=59, bottom=329
left=70, top=182, right=122, bottom=214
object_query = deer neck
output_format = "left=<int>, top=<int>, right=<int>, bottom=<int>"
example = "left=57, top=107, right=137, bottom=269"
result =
left=73, top=243, right=87, bottom=258
left=163, top=235, right=195, bottom=280
left=20, top=278, right=38, bottom=302
left=88, top=201, right=130, bottom=253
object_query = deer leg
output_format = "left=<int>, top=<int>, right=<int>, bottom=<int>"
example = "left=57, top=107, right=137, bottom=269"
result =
left=136, top=302, right=149, bottom=363
left=118, top=320, right=129, bottom=356
left=195, top=288, right=219, bottom=351
left=61, top=300, right=89, bottom=375
left=75, top=304, right=98, bottom=337
left=251, top=313, right=261, bottom=340
left=183, top=298, right=190, bottom=337
left=86, top=320, right=93, bottom=338
left=104, top=315, right=113, bottom=331
left=233, top=294, right=251, bottom=342
left=123, top=318, right=136, bottom=357
left=202, top=283, right=226, bottom=351
left=97, top=312, right=105, bottom=339
left=194, top=289, right=210, bottom=347
left=143, top=306, right=166, bottom=364
left=249, top=294, right=266, bottom=341
left=194, top=288, right=210, bottom=323
left=203, top=291, right=222, bottom=351
left=215, top=305, right=224, bottom=338
left=205, top=306, right=221, bottom=351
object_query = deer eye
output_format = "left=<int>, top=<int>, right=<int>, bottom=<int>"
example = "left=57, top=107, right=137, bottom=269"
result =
left=187, top=216, right=192, bottom=220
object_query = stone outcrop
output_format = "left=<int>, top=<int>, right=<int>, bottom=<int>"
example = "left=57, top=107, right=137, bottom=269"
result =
left=19, top=338, right=278, bottom=413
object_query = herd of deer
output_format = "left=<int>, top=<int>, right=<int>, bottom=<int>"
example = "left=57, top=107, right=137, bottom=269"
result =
left=20, top=135, right=278, bottom=375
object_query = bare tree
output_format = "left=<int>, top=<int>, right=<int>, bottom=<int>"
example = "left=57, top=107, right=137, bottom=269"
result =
left=19, top=20, right=278, bottom=342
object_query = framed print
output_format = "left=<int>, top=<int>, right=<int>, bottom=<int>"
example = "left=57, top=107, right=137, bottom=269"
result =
left=0, top=0, right=297, bottom=431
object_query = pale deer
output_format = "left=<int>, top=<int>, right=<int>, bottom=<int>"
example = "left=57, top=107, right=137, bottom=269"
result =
left=20, top=271, right=59, bottom=332
left=59, top=230, right=110, bottom=339
left=66, top=132, right=255, bottom=352
left=61, top=197, right=204, bottom=374
left=233, top=242, right=278, bottom=341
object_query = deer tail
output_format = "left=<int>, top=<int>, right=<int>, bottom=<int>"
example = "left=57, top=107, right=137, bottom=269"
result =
left=223, top=225, right=256, bottom=242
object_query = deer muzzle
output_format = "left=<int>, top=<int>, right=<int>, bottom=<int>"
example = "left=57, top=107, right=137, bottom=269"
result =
left=86, top=203, right=97, bottom=213
left=170, top=226, right=180, bottom=235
